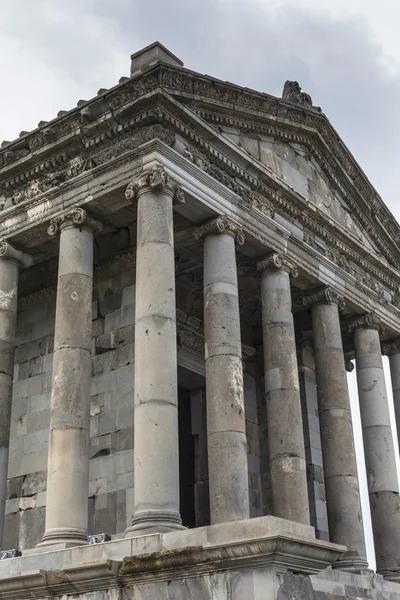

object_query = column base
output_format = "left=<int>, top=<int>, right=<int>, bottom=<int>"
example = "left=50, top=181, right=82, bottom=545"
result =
left=36, top=527, right=88, bottom=548
left=125, top=510, right=185, bottom=537
left=378, top=569, right=400, bottom=583
left=332, top=550, right=369, bottom=573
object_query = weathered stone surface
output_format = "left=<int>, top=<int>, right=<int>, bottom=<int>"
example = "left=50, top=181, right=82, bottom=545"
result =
left=260, top=261, right=309, bottom=525
left=354, top=324, right=400, bottom=575
left=311, top=298, right=367, bottom=569
left=203, top=228, right=249, bottom=524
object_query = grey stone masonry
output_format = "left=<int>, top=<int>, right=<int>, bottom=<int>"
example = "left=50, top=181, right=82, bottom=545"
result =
left=195, top=216, right=250, bottom=524
left=124, top=165, right=185, bottom=535
left=0, top=242, right=31, bottom=548
left=258, top=253, right=309, bottom=525
left=39, top=208, right=102, bottom=547
left=304, top=288, right=367, bottom=571
left=352, top=313, right=400, bottom=579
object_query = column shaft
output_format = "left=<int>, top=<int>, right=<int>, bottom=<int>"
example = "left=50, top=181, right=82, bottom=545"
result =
left=260, top=255, right=309, bottom=524
left=354, top=319, right=400, bottom=576
left=388, top=352, right=400, bottom=447
left=0, top=243, right=31, bottom=548
left=310, top=296, right=367, bottom=570
left=200, top=217, right=249, bottom=524
left=40, top=210, right=98, bottom=547
left=126, top=167, right=183, bottom=535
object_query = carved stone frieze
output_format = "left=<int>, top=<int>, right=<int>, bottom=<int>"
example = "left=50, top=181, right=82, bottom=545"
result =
left=193, top=216, right=245, bottom=246
left=125, top=165, right=185, bottom=204
left=47, top=207, right=103, bottom=236
left=282, top=81, right=322, bottom=113
left=302, top=287, right=346, bottom=311
left=347, top=312, right=385, bottom=335
left=257, top=252, right=298, bottom=277
left=91, top=125, right=175, bottom=167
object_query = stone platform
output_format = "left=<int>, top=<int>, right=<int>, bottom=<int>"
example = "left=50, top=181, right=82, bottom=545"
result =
left=1, top=515, right=392, bottom=599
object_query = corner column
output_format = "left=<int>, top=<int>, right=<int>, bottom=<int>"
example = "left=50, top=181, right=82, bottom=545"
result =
left=258, top=253, right=309, bottom=524
left=0, top=242, right=32, bottom=548
left=352, top=314, right=400, bottom=579
left=40, top=208, right=102, bottom=547
left=304, top=288, right=367, bottom=571
left=383, top=339, right=400, bottom=452
left=195, top=216, right=249, bottom=524
left=125, top=165, right=185, bottom=536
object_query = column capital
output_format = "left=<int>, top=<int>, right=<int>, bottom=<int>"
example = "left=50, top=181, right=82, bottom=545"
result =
left=47, top=207, right=103, bottom=236
left=345, top=359, right=355, bottom=372
left=348, top=312, right=385, bottom=335
left=302, top=287, right=345, bottom=310
left=125, top=164, right=185, bottom=204
left=0, top=240, right=33, bottom=269
left=257, top=252, right=298, bottom=277
left=193, top=215, right=245, bottom=246
left=382, top=338, right=400, bottom=356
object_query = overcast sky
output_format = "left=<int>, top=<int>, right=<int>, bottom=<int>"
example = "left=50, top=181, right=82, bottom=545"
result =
left=1, top=0, right=399, bottom=570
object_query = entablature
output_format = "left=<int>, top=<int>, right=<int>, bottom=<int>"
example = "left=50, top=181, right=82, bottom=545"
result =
left=4, top=138, right=400, bottom=340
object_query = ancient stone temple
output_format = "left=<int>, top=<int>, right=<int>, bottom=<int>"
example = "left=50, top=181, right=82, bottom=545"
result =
left=0, top=41, right=400, bottom=598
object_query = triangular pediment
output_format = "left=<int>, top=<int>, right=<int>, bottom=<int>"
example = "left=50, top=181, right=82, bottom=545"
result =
left=0, top=61, right=399, bottom=274
left=217, top=130, right=379, bottom=253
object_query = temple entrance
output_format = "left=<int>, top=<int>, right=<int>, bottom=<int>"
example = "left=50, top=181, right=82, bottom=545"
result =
left=177, top=364, right=210, bottom=528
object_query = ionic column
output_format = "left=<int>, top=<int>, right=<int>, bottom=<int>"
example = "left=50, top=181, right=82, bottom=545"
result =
left=125, top=165, right=185, bottom=536
left=258, top=253, right=309, bottom=524
left=382, top=339, right=400, bottom=453
left=303, top=289, right=367, bottom=571
left=0, top=242, right=32, bottom=548
left=194, top=216, right=249, bottom=524
left=40, top=208, right=102, bottom=547
left=352, top=314, right=400, bottom=578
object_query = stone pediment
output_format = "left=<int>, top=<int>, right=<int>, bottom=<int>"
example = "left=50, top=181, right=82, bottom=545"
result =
left=0, top=58, right=399, bottom=281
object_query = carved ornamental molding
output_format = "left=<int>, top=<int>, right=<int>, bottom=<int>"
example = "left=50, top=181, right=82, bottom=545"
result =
left=302, top=287, right=346, bottom=310
left=125, top=165, right=185, bottom=204
left=257, top=253, right=298, bottom=277
left=347, top=312, right=385, bottom=335
left=47, top=207, right=103, bottom=236
left=193, top=216, right=245, bottom=246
